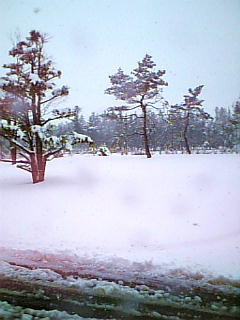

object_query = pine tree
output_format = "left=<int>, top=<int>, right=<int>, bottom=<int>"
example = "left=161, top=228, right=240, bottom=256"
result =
left=105, top=54, right=167, bottom=158
left=231, top=99, right=240, bottom=151
left=171, top=85, right=212, bottom=154
left=0, top=30, right=92, bottom=183
left=104, top=108, right=132, bottom=154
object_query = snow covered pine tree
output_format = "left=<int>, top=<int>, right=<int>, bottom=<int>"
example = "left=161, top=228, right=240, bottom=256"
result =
left=0, top=30, right=92, bottom=183
left=171, top=85, right=212, bottom=154
left=105, top=54, right=168, bottom=158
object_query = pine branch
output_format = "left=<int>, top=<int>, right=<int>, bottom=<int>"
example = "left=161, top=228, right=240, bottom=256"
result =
left=19, top=152, right=30, bottom=162
left=16, top=164, right=32, bottom=173
left=0, top=159, right=29, bottom=164
left=44, top=146, right=64, bottom=159
left=40, top=95, right=60, bottom=105
left=121, top=105, right=141, bottom=111
left=147, top=104, right=161, bottom=110
left=41, top=113, right=73, bottom=126
left=0, top=132, right=34, bottom=154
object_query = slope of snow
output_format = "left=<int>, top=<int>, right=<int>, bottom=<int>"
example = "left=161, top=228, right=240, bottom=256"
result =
left=0, top=154, right=239, bottom=278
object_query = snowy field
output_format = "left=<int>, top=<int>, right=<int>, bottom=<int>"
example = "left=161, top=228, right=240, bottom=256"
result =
left=0, top=153, right=240, bottom=279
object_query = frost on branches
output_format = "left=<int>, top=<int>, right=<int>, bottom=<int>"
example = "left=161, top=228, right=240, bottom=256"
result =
left=0, top=30, right=92, bottom=183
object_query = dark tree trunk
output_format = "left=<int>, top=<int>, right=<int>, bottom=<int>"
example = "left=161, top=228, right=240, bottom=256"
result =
left=142, top=105, right=151, bottom=158
left=183, top=112, right=191, bottom=154
left=28, top=99, right=46, bottom=184
left=10, top=145, right=17, bottom=165
left=36, top=136, right=46, bottom=182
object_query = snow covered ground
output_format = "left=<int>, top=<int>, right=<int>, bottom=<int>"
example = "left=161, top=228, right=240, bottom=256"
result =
left=0, top=153, right=239, bottom=279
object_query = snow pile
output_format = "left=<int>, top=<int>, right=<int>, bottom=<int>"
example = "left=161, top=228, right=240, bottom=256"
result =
left=0, top=154, right=239, bottom=278
left=0, top=261, right=61, bottom=282
left=97, top=145, right=111, bottom=156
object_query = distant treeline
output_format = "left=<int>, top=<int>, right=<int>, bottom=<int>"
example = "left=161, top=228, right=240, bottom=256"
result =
left=53, top=104, right=240, bottom=154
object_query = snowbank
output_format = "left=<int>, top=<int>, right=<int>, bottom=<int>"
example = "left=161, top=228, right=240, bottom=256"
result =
left=0, top=154, right=239, bottom=278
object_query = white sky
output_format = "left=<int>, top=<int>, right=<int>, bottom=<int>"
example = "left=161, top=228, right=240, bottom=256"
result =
left=1, top=0, right=240, bottom=117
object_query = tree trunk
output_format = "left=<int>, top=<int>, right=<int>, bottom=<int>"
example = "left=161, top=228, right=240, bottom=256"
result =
left=10, top=145, right=17, bottom=165
left=183, top=113, right=191, bottom=154
left=38, top=157, right=46, bottom=182
left=30, top=153, right=46, bottom=184
left=30, top=154, right=39, bottom=184
left=36, top=135, right=46, bottom=182
left=142, top=105, right=151, bottom=158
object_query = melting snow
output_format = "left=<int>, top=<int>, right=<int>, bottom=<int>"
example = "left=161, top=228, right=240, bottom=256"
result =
left=0, top=300, right=112, bottom=320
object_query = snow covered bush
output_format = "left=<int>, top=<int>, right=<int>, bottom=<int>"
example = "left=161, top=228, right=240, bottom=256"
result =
left=0, top=30, right=92, bottom=183
left=97, top=145, right=111, bottom=156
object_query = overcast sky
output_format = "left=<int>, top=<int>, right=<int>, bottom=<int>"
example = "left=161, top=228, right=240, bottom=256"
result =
left=1, top=0, right=240, bottom=117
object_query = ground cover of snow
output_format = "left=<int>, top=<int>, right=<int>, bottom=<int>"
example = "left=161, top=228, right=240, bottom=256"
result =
left=0, top=154, right=239, bottom=279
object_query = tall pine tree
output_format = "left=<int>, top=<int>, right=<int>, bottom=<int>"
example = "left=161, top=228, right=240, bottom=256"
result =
left=105, top=54, right=167, bottom=158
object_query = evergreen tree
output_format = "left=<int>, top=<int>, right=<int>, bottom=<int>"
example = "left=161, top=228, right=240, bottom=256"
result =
left=0, top=30, right=92, bottom=183
left=105, top=54, right=167, bottom=158
left=231, top=99, right=240, bottom=150
left=210, top=107, right=234, bottom=149
left=171, top=85, right=212, bottom=154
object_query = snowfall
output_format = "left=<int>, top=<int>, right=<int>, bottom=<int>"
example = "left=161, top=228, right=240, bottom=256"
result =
left=0, top=152, right=239, bottom=278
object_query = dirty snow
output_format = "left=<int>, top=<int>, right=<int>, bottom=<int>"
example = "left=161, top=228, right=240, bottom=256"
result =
left=1, top=261, right=239, bottom=319
left=0, top=300, right=113, bottom=320
left=0, top=154, right=239, bottom=278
